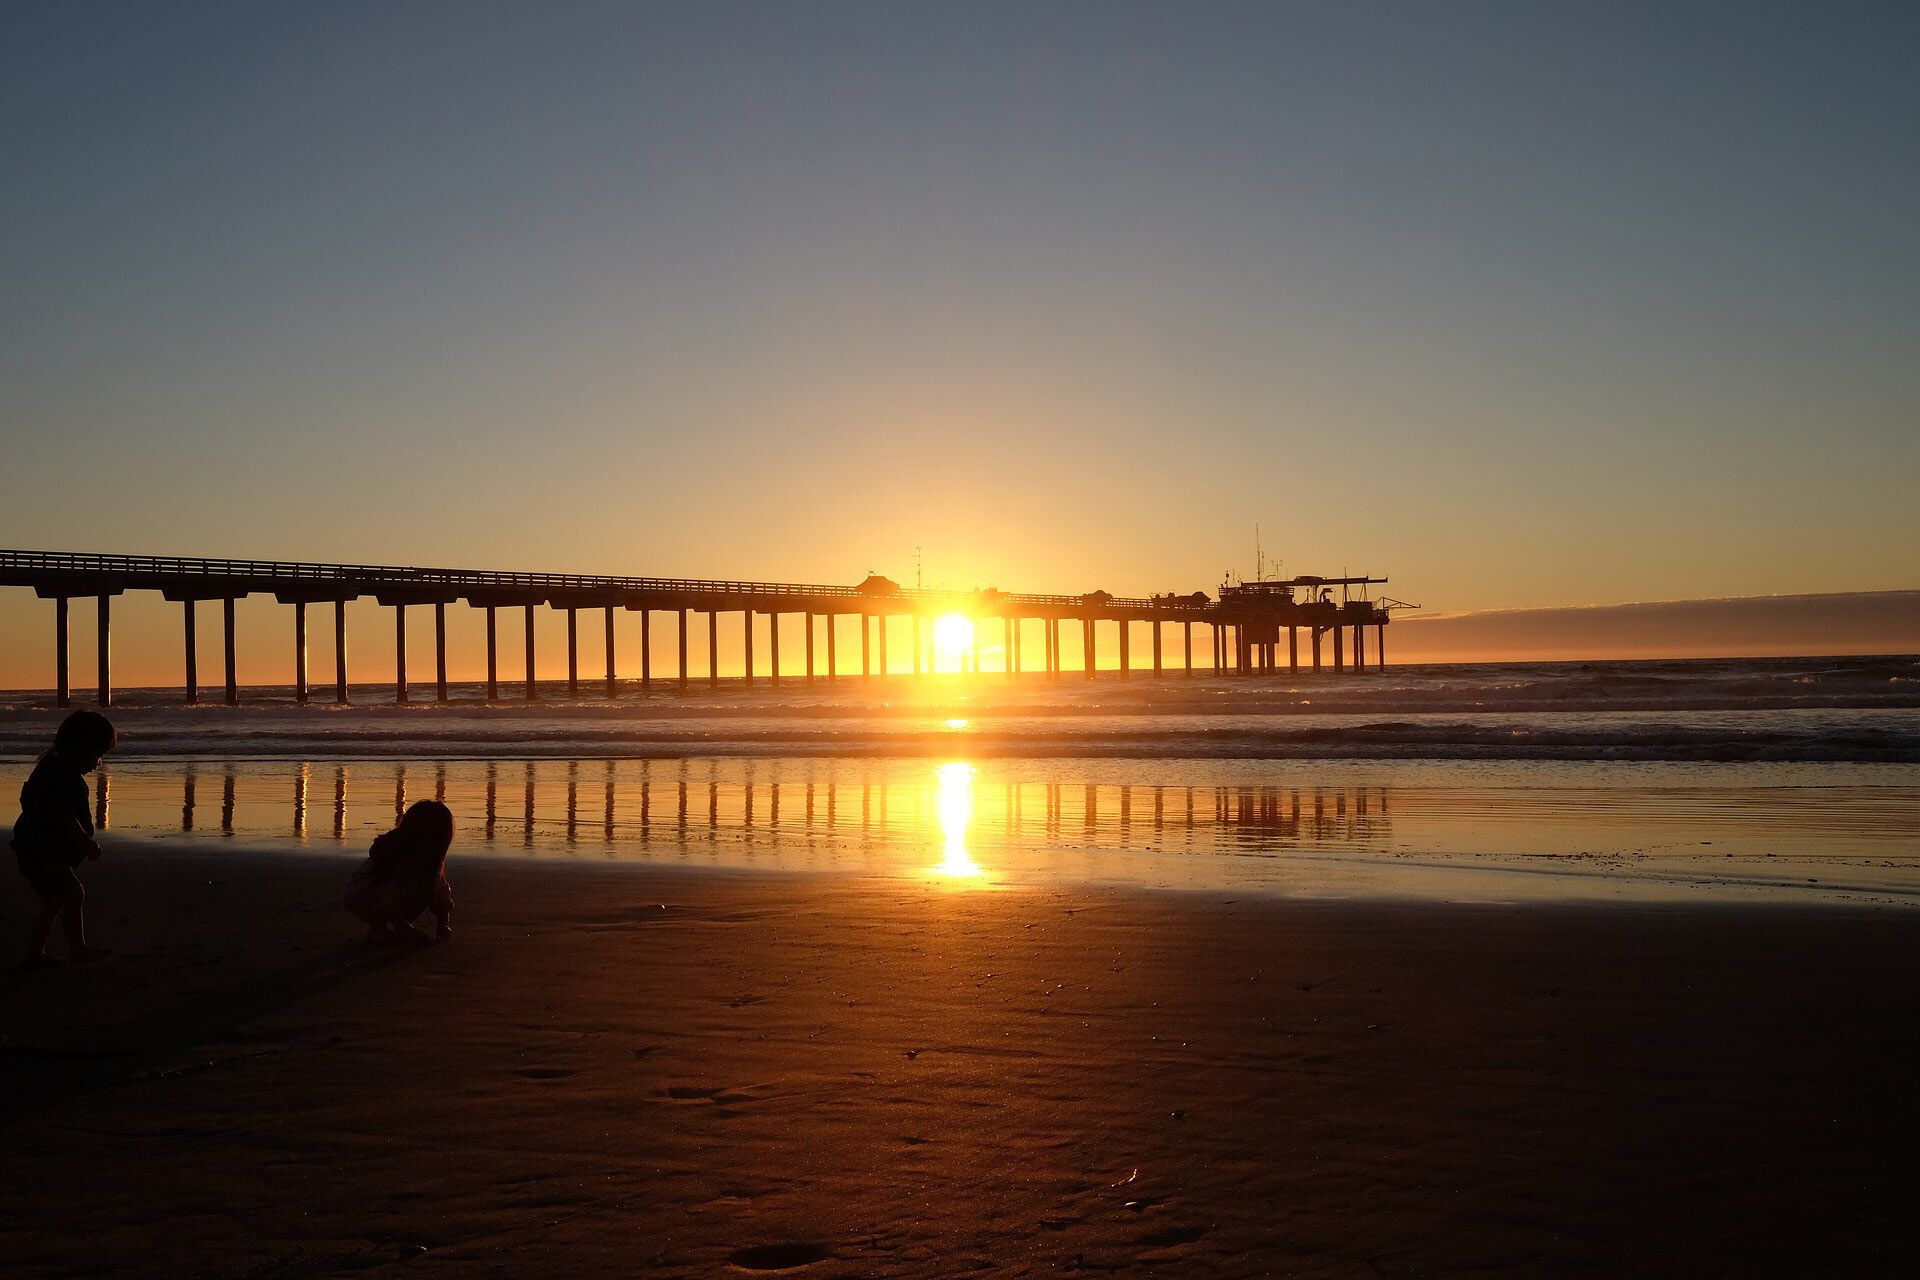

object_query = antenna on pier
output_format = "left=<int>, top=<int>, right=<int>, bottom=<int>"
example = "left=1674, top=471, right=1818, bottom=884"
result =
left=1254, top=524, right=1264, bottom=584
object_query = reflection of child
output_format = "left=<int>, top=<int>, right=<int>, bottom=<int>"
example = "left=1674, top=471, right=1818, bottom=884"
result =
left=12, top=711, right=117, bottom=969
left=345, top=800, right=455, bottom=945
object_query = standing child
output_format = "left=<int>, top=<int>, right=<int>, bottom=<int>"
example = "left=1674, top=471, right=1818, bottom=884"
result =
left=344, top=799, right=455, bottom=944
left=12, top=710, right=116, bottom=969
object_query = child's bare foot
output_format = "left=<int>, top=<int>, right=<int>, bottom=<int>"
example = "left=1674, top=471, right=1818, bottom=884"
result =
left=434, top=922, right=453, bottom=941
left=70, top=946, right=112, bottom=965
left=17, top=953, right=66, bottom=971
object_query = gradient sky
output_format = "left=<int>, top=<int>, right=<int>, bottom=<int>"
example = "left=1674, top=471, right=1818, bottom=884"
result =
left=3, top=2, right=1917, bottom=686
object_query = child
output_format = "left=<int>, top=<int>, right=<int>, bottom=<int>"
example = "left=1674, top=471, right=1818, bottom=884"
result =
left=12, top=710, right=116, bottom=969
left=345, top=799, right=455, bottom=945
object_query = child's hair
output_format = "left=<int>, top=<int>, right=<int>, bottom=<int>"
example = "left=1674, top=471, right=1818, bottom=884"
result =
left=393, top=799, right=455, bottom=857
left=52, top=710, right=116, bottom=758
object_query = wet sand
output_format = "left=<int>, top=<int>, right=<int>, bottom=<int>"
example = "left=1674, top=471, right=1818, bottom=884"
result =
left=3, top=848, right=1916, bottom=1278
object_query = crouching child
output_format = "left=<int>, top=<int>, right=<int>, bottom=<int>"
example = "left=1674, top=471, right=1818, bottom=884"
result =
left=345, top=800, right=454, bottom=945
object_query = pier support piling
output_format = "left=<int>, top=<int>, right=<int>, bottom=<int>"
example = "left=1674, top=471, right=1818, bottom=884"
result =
left=335, top=600, right=349, bottom=704
left=673, top=609, right=687, bottom=689
left=1118, top=619, right=1130, bottom=677
left=805, top=613, right=816, bottom=680
left=861, top=615, right=871, bottom=680
left=183, top=600, right=198, bottom=704
left=523, top=605, right=537, bottom=700
left=484, top=606, right=498, bottom=701
left=96, top=594, right=112, bottom=707
left=1332, top=624, right=1344, bottom=674
left=1083, top=617, right=1095, bottom=678
left=54, top=597, right=70, bottom=707
left=435, top=604, right=448, bottom=701
left=1289, top=626, right=1299, bottom=675
left=704, top=611, right=715, bottom=688
left=770, top=612, right=781, bottom=685
left=223, top=597, right=237, bottom=705
left=394, top=605, right=408, bottom=704
left=639, top=610, right=651, bottom=691
left=566, top=609, right=578, bottom=698
left=742, top=611, right=754, bottom=687
left=827, top=612, right=838, bottom=680
left=605, top=607, right=617, bottom=697
left=293, top=602, right=307, bottom=704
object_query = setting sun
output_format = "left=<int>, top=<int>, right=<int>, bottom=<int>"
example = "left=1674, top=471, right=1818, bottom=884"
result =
left=932, top=613, right=974, bottom=672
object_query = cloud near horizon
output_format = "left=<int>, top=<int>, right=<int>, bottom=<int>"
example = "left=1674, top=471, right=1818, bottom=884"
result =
left=1389, top=591, right=1920, bottom=663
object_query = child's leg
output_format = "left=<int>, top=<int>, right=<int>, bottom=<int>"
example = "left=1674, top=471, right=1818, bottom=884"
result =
left=57, top=882, right=109, bottom=962
left=23, top=894, right=65, bottom=965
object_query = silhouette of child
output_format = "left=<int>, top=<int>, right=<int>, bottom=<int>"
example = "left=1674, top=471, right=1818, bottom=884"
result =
left=12, top=710, right=116, bottom=969
left=345, top=800, right=455, bottom=945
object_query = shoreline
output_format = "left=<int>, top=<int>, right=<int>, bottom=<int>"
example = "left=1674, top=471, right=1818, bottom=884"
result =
left=64, top=832, right=1920, bottom=911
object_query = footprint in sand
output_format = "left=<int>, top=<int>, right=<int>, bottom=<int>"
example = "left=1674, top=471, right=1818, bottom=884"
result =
left=515, top=1067, right=577, bottom=1081
left=727, top=1243, right=829, bottom=1271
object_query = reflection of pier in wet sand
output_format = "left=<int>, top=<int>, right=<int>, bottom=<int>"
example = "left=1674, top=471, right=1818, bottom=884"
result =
left=53, top=756, right=1920, bottom=890
left=90, top=758, right=1396, bottom=867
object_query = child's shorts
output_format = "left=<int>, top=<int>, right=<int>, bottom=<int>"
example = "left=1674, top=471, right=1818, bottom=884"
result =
left=15, top=852, right=80, bottom=900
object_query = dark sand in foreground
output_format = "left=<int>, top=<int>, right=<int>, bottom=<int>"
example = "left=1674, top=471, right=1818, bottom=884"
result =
left=3, top=850, right=1915, bottom=1278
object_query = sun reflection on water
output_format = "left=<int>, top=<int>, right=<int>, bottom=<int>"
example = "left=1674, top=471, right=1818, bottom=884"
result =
left=931, top=761, right=982, bottom=880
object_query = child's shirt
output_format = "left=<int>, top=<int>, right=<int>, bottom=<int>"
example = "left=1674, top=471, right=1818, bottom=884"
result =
left=11, top=754, right=92, bottom=867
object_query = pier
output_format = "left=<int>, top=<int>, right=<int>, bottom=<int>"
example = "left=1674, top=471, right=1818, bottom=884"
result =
left=0, top=550, right=1398, bottom=706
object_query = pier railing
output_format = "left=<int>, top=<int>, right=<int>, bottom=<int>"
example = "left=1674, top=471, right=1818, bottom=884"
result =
left=0, top=548, right=1176, bottom=610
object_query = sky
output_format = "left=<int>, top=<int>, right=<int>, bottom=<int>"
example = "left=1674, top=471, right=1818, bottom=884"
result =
left=2, top=2, right=1917, bottom=685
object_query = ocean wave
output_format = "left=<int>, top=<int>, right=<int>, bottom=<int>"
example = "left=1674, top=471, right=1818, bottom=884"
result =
left=3, top=656, right=1915, bottom=763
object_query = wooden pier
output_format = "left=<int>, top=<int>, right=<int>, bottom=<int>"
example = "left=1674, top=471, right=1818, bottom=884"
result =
left=0, top=550, right=1396, bottom=705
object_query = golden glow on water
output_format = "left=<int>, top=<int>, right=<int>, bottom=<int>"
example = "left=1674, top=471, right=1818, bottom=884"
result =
left=932, top=613, right=974, bottom=671
left=21, top=758, right=1920, bottom=902
left=944, top=718, right=969, bottom=730
left=931, top=761, right=982, bottom=879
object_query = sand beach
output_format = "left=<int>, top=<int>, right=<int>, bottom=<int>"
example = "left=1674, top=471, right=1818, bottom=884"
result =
left=5, top=844, right=1916, bottom=1278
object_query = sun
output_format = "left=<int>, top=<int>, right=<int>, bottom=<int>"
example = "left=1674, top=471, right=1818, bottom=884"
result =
left=931, top=613, right=974, bottom=671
